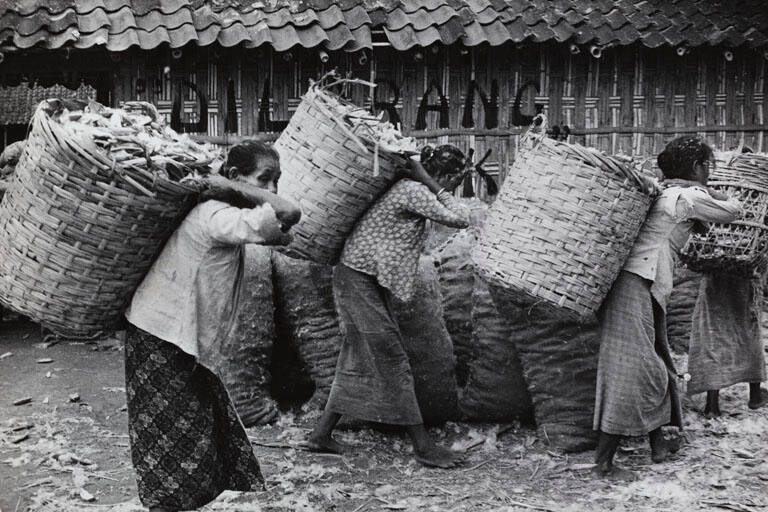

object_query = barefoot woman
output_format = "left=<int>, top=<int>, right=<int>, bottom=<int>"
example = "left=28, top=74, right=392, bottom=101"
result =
left=309, top=145, right=471, bottom=468
left=124, top=141, right=300, bottom=511
left=593, top=136, right=742, bottom=480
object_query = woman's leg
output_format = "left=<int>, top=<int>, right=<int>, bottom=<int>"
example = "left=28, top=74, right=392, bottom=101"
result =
left=704, top=390, right=722, bottom=418
left=593, top=431, right=634, bottom=481
left=406, top=424, right=463, bottom=468
left=307, top=411, right=346, bottom=453
left=748, top=382, right=768, bottom=409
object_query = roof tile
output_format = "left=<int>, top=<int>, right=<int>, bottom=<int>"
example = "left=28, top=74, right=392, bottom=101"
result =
left=0, top=0, right=766, bottom=53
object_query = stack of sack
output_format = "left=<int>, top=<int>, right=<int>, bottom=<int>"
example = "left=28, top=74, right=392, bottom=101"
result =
left=205, top=246, right=278, bottom=426
left=430, top=198, right=533, bottom=423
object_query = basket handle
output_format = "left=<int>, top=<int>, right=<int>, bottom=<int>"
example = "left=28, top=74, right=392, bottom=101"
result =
left=519, top=113, right=548, bottom=151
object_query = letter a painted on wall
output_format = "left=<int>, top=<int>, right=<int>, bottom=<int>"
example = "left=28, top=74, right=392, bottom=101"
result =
left=415, top=79, right=449, bottom=131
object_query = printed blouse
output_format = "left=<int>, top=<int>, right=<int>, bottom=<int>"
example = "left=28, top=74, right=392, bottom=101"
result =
left=341, top=179, right=470, bottom=301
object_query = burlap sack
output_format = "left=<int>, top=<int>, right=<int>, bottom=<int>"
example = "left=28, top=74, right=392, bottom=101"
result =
left=431, top=198, right=489, bottom=386
left=489, top=284, right=600, bottom=452
left=459, top=277, right=534, bottom=422
left=210, top=245, right=278, bottom=426
left=272, top=252, right=344, bottom=410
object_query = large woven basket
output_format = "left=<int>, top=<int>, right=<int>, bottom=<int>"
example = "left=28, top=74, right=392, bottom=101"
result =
left=680, top=152, right=768, bottom=275
left=471, top=119, right=655, bottom=320
left=0, top=103, right=199, bottom=335
left=273, top=80, right=410, bottom=265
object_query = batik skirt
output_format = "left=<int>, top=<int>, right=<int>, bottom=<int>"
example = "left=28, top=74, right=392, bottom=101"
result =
left=124, top=325, right=264, bottom=510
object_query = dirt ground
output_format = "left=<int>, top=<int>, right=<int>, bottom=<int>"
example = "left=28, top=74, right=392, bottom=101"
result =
left=1, top=319, right=767, bottom=512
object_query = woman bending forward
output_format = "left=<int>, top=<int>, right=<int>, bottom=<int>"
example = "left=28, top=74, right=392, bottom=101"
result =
left=309, top=145, right=471, bottom=469
left=124, top=141, right=300, bottom=511
left=593, top=136, right=742, bottom=480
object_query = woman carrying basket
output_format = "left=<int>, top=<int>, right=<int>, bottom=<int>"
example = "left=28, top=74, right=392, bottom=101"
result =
left=308, top=145, right=472, bottom=469
left=593, top=136, right=742, bottom=480
left=686, top=146, right=768, bottom=416
left=123, top=141, right=301, bottom=512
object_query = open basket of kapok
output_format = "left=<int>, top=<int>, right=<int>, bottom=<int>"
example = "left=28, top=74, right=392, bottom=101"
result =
left=680, top=151, right=768, bottom=275
left=273, top=71, right=419, bottom=265
left=471, top=115, right=658, bottom=321
left=0, top=99, right=221, bottom=336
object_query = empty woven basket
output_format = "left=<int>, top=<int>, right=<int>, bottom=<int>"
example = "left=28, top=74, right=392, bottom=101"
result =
left=273, top=79, right=410, bottom=265
left=0, top=103, right=200, bottom=335
left=680, top=152, right=768, bottom=275
left=471, top=118, right=655, bottom=320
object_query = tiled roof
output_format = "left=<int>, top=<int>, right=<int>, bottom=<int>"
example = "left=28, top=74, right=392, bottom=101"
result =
left=0, top=81, right=97, bottom=125
left=0, top=0, right=766, bottom=53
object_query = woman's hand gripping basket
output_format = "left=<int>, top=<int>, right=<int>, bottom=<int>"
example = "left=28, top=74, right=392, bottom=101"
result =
left=471, top=116, right=657, bottom=320
left=0, top=99, right=220, bottom=336
left=273, top=73, right=418, bottom=265
left=680, top=152, right=768, bottom=275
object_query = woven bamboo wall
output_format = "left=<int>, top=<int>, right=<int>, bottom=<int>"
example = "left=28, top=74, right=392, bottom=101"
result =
left=4, top=42, right=765, bottom=196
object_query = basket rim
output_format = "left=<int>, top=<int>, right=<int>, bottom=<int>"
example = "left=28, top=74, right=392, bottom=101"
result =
left=32, top=100, right=201, bottom=198
left=298, top=87, right=413, bottom=157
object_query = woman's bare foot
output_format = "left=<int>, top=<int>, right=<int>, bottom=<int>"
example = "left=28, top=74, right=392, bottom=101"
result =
left=703, top=409, right=722, bottom=419
left=591, top=462, right=636, bottom=481
left=413, top=443, right=463, bottom=469
left=306, top=434, right=349, bottom=455
left=748, top=387, right=768, bottom=410
left=650, top=440, right=671, bottom=463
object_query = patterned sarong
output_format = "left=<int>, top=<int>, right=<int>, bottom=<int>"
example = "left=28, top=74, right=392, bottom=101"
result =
left=325, top=264, right=423, bottom=425
left=125, top=325, right=264, bottom=510
left=688, top=273, right=766, bottom=394
left=594, top=271, right=682, bottom=436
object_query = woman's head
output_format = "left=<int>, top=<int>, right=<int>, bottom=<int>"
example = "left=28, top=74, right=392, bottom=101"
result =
left=420, top=144, right=467, bottom=187
left=657, top=136, right=715, bottom=184
left=223, top=140, right=281, bottom=193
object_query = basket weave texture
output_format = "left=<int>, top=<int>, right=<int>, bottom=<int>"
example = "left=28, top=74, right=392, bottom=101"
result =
left=471, top=136, right=654, bottom=319
left=680, top=152, right=768, bottom=275
left=273, top=86, right=408, bottom=265
left=0, top=105, right=198, bottom=335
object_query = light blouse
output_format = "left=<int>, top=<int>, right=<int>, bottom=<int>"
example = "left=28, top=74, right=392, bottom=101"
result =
left=623, top=185, right=741, bottom=310
left=125, top=199, right=283, bottom=367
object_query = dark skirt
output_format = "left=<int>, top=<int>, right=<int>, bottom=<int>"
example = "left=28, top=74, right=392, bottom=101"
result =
left=688, top=274, right=767, bottom=394
left=325, top=264, right=423, bottom=425
left=125, top=325, right=264, bottom=510
left=594, top=271, right=682, bottom=436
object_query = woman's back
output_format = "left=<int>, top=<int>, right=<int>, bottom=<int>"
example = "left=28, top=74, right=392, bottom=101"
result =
left=341, top=179, right=469, bottom=301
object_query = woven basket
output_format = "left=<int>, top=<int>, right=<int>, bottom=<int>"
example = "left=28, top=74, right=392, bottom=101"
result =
left=680, top=152, right=768, bottom=275
left=0, top=103, right=199, bottom=335
left=471, top=118, right=655, bottom=320
left=273, top=80, right=410, bottom=265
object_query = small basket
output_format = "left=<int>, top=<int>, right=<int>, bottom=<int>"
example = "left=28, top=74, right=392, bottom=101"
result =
left=471, top=116, right=656, bottom=320
left=680, top=152, right=768, bottom=275
left=0, top=102, right=200, bottom=336
left=273, top=77, right=411, bottom=265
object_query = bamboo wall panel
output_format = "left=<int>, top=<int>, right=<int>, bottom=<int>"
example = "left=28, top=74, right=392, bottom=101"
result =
left=101, top=43, right=768, bottom=197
